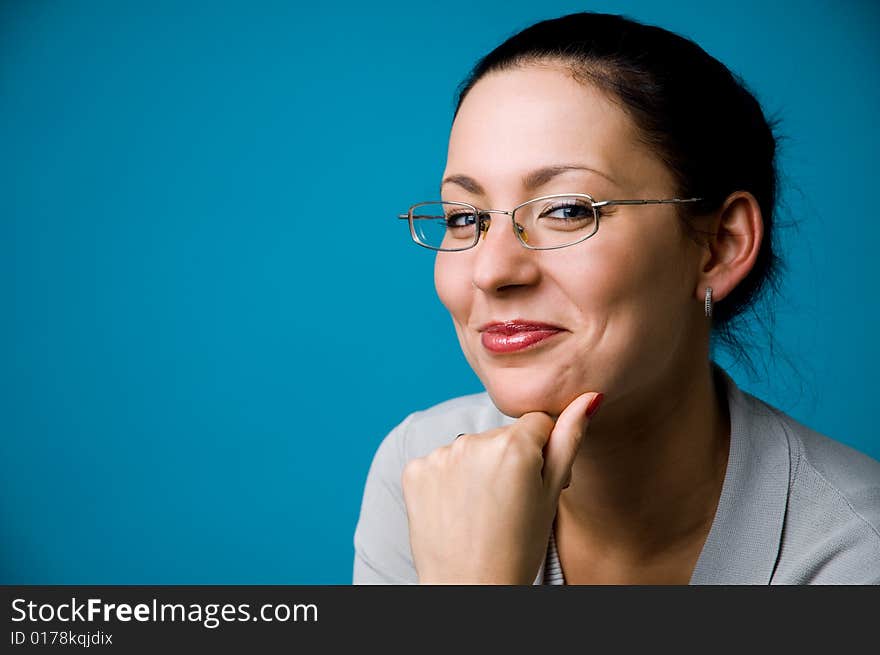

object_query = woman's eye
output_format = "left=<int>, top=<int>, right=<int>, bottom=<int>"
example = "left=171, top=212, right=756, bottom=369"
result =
left=445, top=212, right=478, bottom=228
left=542, top=203, right=593, bottom=220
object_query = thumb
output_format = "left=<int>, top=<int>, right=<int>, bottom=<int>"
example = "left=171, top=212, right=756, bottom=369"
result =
left=542, top=391, right=604, bottom=493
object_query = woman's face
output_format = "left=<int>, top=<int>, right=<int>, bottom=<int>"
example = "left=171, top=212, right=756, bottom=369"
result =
left=434, top=64, right=706, bottom=419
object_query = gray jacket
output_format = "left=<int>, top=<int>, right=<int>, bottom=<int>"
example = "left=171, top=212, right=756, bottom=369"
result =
left=353, top=364, right=880, bottom=584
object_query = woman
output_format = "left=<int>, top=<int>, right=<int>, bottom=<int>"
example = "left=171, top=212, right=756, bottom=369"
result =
left=353, top=11, right=880, bottom=584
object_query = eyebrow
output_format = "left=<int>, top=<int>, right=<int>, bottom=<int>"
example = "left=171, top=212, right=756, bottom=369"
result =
left=439, top=165, right=618, bottom=196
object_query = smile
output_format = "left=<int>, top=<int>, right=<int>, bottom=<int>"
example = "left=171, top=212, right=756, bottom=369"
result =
left=480, top=328, right=565, bottom=353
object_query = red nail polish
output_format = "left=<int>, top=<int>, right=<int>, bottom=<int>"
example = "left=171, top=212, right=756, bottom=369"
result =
left=585, top=393, right=605, bottom=419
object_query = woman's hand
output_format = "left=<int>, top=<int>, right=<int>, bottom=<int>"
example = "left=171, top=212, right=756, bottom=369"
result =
left=401, top=391, right=604, bottom=584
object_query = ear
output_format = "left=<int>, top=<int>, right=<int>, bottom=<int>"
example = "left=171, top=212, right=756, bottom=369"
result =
left=696, top=191, right=763, bottom=304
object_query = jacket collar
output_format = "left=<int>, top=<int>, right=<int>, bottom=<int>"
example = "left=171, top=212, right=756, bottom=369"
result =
left=688, top=363, right=790, bottom=584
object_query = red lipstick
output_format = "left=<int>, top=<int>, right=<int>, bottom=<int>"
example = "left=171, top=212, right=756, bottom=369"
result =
left=478, top=320, right=566, bottom=353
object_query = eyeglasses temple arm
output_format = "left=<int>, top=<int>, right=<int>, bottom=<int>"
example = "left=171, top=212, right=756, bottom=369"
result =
left=592, top=198, right=703, bottom=209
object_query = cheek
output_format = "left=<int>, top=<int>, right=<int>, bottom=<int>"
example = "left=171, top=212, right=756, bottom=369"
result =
left=552, top=231, right=687, bottom=349
left=433, top=253, right=470, bottom=318
left=574, top=225, right=685, bottom=302
left=548, top=245, right=634, bottom=312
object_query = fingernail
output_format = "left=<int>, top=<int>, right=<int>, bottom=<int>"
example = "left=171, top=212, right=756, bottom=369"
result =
left=585, top=393, right=605, bottom=419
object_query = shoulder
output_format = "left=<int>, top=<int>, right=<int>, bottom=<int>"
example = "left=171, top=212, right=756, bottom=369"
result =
left=746, top=394, right=880, bottom=583
left=770, top=400, right=880, bottom=532
left=375, top=391, right=514, bottom=467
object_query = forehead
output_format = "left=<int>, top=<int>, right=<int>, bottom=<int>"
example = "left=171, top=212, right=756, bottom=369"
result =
left=447, top=65, right=657, bottom=193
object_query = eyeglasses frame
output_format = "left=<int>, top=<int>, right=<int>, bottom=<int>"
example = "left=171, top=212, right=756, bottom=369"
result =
left=398, top=192, right=704, bottom=251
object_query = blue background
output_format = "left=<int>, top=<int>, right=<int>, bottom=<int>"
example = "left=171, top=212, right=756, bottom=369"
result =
left=3, top=0, right=878, bottom=583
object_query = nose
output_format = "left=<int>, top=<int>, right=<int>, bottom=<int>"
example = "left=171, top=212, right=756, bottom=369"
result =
left=470, top=212, right=541, bottom=294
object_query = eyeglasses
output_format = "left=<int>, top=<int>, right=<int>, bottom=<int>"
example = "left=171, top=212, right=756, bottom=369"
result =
left=397, top=192, right=703, bottom=251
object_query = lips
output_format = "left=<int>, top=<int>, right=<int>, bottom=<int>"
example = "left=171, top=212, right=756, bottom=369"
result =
left=478, top=320, right=565, bottom=353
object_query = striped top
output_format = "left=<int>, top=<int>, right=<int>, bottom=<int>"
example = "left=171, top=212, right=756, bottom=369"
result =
left=541, top=523, right=565, bottom=585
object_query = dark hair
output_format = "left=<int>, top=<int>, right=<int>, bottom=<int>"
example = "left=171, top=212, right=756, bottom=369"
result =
left=454, top=11, right=800, bottom=382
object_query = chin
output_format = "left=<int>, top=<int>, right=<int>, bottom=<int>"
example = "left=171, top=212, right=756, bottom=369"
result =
left=482, top=375, right=572, bottom=419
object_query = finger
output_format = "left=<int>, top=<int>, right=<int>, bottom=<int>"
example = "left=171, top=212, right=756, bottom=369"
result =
left=508, top=411, right=557, bottom=453
left=542, top=392, right=604, bottom=493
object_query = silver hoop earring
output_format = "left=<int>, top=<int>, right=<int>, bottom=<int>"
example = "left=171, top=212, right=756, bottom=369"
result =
left=705, top=286, right=713, bottom=318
